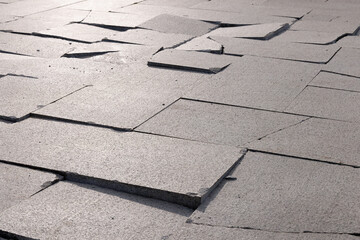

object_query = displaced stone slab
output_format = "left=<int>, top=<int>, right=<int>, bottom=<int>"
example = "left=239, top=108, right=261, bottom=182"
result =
left=301, top=7, right=360, bottom=22
left=336, top=36, right=360, bottom=49
left=291, top=20, right=359, bottom=34
left=285, top=86, right=360, bottom=122
left=0, top=118, right=243, bottom=207
left=206, top=22, right=289, bottom=40
left=137, top=99, right=307, bottom=146
left=310, top=71, right=360, bottom=92
left=190, top=151, right=360, bottom=233
left=0, top=162, right=61, bottom=213
left=324, top=47, right=360, bottom=78
left=138, top=14, right=217, bottom=36
left=148, top=49, right=232, bottom=73
left=185, top=56, right=320, bottom=111
left=176, top=36, right=223, bottom=53
left=67, top=0, right=140, bottom=11
left=270, top=30, right=343, bottom=44
left=212, top=36, right=340, bottom=64
left=248, top=118, right=360, bottom=166
left=0, top=181, right=192, bottom=239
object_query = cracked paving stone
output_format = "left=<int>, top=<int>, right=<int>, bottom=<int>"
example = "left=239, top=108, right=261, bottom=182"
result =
left=290, top=20, right=359, bottom=34
left=176, top=36, right=223, bottom=53
left=138, top=14, right=218, bottom=36
left=189, top=151, right=360, bottom=233
left=206, top=22, right=289, bottom=40
left=285, top=86, right=360, bottom=122
left=148, top=49, right=232, bottom=73
left=248, top=118, right=360, bottom=166
left=184, top=55, right=320, bottom=111
left=168, top=224, right=360, bottom=240
left=336, top=36, right=360, bottom=49
left=66, top=0, right=140, bottom=11
left=137, top=99, right=307, bottom=147
left=0, top=118, right=244, bottom=208
left=34, top=66, right=205, bottom=129
left=270, top=30, right=344, bottom=45
left=0, top=181, right=192, bottom=240
left=212, top=36, right=340, bottom=64
left=301, top=7, right=360, bottom=23
left=261, top=0, right=329, bottom=9
left=324, top=47, right=360, bottom=78
left=0, top=161, right=61, bottom=213
left=309, top=71, right=360, bottom=92
left=140, top=0, right=207, bottom=8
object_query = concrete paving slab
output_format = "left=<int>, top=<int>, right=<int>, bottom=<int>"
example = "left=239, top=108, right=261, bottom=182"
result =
left=0, top=118, right=243, bottom=207
left=138, top=14, right=217, bottom=36
left=301, top=8, right=360, bottom=23
left=309, top=71, right=360, bottom=92
left=137, top=99, right=307, bottom=146
left=0, top=181, right=192, bottom=240
left=190, top=151, right=360, bottom=233
left=248, top=118, right=360, bottom=166
left=0, top=75, right=87, bottom=121
left=270, top=30, right=343, bottom=44
left=212, top=36, right=340, bottom=64
left=262, top=0, right=328, bottom=9
left=176, top=36, right=223, bottom=53
left=185, top=56, right=320, bottom=111
left=336, top=36, right=360, bottom=49
left=169, top=224, right=359, bottom=240
left=0, top=162, right=61, bottom=213
left=206, top=22, right=289, bottom=40
left=285, top=86, right=360, bottom=122
left=148, top=49, right=232, bottom=73
left=141, top=0, right=207, bottom=8
left=67, top=0, right=139, bottom=11
left=291, top=20, right=359, bottom=34
left=324, top=47, right=360, bottom=77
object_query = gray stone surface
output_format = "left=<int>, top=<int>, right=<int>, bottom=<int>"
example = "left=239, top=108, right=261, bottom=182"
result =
left=336, top=36, right=360, bottom=49
left=300, top=7, right=360, bottom=22
left=185, top=56, right=320, bottom=111
left=190, top=151, right=360, bottom=233
left=141, top=0, right=207, bottom=7
left=285, top=86, right=360, bottom=122
left=271, top=30, right=343, bottom=44
left=0, top=118, right=243, bottom=207
left=176, top=36, right=223, bottom=53
left=0, top=181, right=192, bottom=240
left=309, top=71, right=360, bottom=92
left=67, top=0, right=139, bottom=11
left=0, top=162, right=61, bottom=213
left=213, top=36, right=340, bottom=63
left=291, top=20, right=359, bottom=34
left=138, top=14, right=217, bottom=36
left=137, top=99, right=307, bottom=146
left=324, top=47, right=360, bottom=77
left=248, top=118, right=360, bottom=166
left=148, top=49, right=232, bottom=73
left=206, top=22, right=289, bottom=40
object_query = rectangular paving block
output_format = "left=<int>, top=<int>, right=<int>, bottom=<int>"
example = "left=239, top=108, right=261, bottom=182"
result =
left=285, top=86, right=360, bottom=122
left=175, top=36, right=223, bottom=53
left=310, top=71, right=360, bottom=92
left=270, top=30, right=343, bottom=44
left=66, top=0, right=140, bottom=11
left=189, top=151, right=360, bottom=233
left=185, top=56, right=320, bottom=111
left=248, top=118, right=360, bottom=166
left=148, top=49, right=232, bottom=73
left=137, top=99, right=307, bottom=146
left=291, top=20, right=359, bottom=34
left=0, top=162, right=61, bottom=213
left=324, top=47, right=360, bottom=78
left=0, top=181, right=192, bottom=240
left=0, top=118, right=244, bottom=208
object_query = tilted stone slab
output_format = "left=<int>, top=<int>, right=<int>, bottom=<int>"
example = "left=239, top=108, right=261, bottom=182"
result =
left=176, top=36, right=223, bottom=53
left=185, top=56, right=320, bottom=111
left=270, top=30, right=344, bottom=44
left=248, top=118, right=360, bottom=166
left=212, top=36, right=340, bottom=63
left=137, top=99, right=307, bottom=146
left=291, top=20, right=359, bottom=34
left=0, top=181, right=192, bottom=239
left=0, top=118, right=244, bottom=208
left=189, top=151, right=360, bottom=233
left=336, top=36, right=360, bottom=49
left=309, top=71, right=360, bottom=92
left=324, top=47, right=360, bottom=78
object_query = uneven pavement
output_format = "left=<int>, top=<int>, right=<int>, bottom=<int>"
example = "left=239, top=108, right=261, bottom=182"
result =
left=0, top=0, right=359, bottom=239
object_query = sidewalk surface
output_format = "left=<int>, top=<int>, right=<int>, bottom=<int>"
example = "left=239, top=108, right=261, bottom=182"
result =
left=0, top=0, right=360, bottom=239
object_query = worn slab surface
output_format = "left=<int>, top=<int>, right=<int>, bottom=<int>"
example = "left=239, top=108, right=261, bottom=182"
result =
left=66, top=0, right=140, bottom=11
left=324, top=47, right=360, bottom=77
left=0, top=162, right=61, bottom=213
left=291, top=20, right=359, bottom=34
left=0, top=118, right=243, bottom=207
left=137, top=99, right=307, bottom=146
left=185, top=56, right=320, bottom=111
left=270, top=30, right=344, bottom=44
left=190, top=151, right=360, bottom=233
left=336, top=36, right=360, bottom=49
left=249, top=118, right=360, bottom=166
left=176, top=36, right=223, bottom=53
left=0, top=181, right=192, bottom=240
left=309, top=71, right=360, bottom=92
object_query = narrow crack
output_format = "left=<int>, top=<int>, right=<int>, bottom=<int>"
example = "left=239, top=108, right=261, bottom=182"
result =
left=62, top=50, right=119, bottom=59
left=307, top=84, right=360, bottom=94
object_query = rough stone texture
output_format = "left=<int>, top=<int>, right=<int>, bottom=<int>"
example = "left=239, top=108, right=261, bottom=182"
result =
left=309, top=71, right=360, bottom=92
left=270, top=30, right=343, bottom=44
left=137, top=99, right=307, bottom=146
left=324, top=47, right=360, bottom=78
left=213, top=36, right=340, bottom=63
left=0, top=181, right=192, bottom=240
left=290, top=20, right=359, bottom=34
left=0, top=118, right=243, bottom=207
left=176, top=36, right=223, bottom=53
left=0, top=162, right=61, bottom=213
left=138, top=14, right=217, bottom=36
left=206, top=22, right=289, bottom=40
left=185, top=56, right=320, bottom=111
left=285, top=86, right=360, bottom=122
left=148, top=49, right=232, bottom=73
left=248, top=118, right=360, bottom=166
left=190, top=151, right=360, bottom=233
